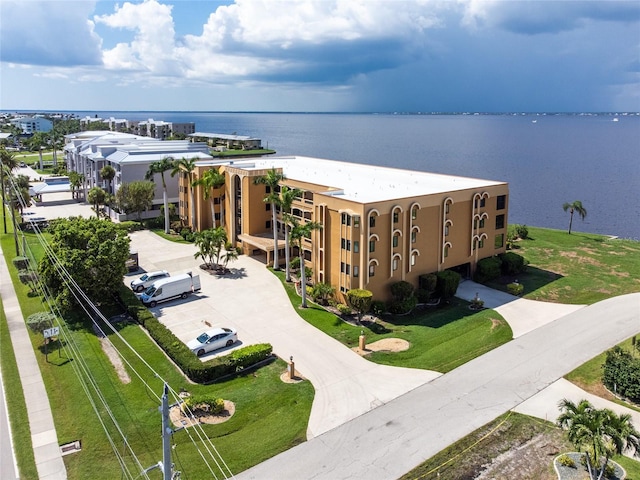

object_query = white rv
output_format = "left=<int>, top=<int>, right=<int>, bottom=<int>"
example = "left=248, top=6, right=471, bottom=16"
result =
left=139, top=272, right=201, bottom=308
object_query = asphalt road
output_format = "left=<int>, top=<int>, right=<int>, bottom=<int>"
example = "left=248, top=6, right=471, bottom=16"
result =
left=237, top=292, right=640, bottom=480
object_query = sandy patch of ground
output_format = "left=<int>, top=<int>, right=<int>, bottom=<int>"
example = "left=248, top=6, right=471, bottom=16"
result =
left=169, top=400, right=235, bottom=428
left=352, top=338, right=410, bottom=356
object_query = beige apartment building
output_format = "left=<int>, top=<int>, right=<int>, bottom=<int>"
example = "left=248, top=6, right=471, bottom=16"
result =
left=179, top=156, right=509, bottom=302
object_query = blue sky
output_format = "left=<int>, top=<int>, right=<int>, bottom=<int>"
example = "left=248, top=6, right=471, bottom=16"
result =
left=1, top=0, right=639, bottom=112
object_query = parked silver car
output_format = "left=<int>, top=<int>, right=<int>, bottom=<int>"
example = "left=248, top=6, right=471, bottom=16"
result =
left=130, top=270, right=170, bottom=292
left=187, top=327, right=238, bottom=356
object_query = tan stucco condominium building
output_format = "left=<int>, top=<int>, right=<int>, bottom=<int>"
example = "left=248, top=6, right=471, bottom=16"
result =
left=180, top=156, right=509, bottom=302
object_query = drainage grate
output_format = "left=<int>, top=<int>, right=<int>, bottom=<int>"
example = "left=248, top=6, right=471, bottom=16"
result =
left=60, top=440, right=81, bottom=456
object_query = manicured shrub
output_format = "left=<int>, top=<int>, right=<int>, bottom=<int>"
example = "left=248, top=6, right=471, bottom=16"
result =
left=184, top=395, right=225, bottom=415
left=515, top=224, right=529, bottom=239
left=499, top=252, right=527, bottom=275
left=117, top=221, right=144, bottom=233
left=390, top=281, right=414, bottom=300
left=474, top=256, right=502, bottom=283
left=13, top=256, right=29, bottom=270
left=415, top=288, right=431, bottom=303
left=290, top=257, right=300, bottom=270
left=388, top=296, right=417, bottom=315
left=371, top=300, right=386, bottom=316
left=436, top=270, right=461, bottom=300
left=337, top=304, right=352, bottom=315
left=346, top=289, right=373, bottom=322
left=507, top=282, right=524, bottom=296
left=418, top=273, right=437, bottom=297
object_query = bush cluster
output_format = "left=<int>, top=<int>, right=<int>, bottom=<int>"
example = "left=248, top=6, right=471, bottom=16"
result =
left=474, top=253, right=528, bottom=283
left=556, top=454, right=576, bottom=468
left=435, top=270, right=461, bottom=300
left=388, top=280, right=416, bottom=314
left=507, top=282, right=524, bottom=296
left=122, top=287, right=273, bottom=383
left=116, top=221, right=144, bottom=233
left=184, top=395, right=225, bottom=415
left=603, top=346, right=640, bottom=403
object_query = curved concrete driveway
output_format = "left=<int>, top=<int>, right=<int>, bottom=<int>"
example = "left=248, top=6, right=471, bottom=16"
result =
left=456, top=279, right=586, bottom=337
left=128, top=231, right=440, bottom=438
left=238, top=292, right=640, bottom=480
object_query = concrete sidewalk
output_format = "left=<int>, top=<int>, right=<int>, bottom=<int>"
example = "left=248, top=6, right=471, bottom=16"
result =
left=0, top=243, right=67, bottom=479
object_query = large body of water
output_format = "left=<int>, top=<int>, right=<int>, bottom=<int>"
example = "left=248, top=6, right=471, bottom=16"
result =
left=42, top=111, right=640, bottom=239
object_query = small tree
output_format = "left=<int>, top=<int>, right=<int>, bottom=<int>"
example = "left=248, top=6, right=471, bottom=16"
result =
left=115, top=180, right=155, bottom=221
left=563, top=200, right=587, bottom=235
left=87, top=186, right=106, bottom=218
left=346, top=289, right=373, bottom=324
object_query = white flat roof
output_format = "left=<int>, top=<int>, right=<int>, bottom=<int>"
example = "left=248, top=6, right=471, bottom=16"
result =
left=199, top=156, right=507, bottom=203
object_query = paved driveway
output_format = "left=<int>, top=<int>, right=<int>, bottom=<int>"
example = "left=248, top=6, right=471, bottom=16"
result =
left=128, top=231, right=440, bottom=438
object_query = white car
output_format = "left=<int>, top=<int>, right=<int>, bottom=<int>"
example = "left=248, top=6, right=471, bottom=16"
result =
left=187, top=327, right=238, bottom=356
left=130, top=270, right=170, bottom=292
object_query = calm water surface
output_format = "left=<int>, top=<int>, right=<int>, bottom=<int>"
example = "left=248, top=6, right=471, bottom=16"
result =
left=75, top=112, right=640, bottom=239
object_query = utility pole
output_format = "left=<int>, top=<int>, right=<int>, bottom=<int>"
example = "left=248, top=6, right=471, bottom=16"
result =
left=143, top=383, right=180, bottom=480
left=161, top=383, right=173, bottom=480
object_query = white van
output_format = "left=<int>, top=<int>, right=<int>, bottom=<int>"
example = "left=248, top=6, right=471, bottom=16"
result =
left=139, top=272, right=201, bottom=308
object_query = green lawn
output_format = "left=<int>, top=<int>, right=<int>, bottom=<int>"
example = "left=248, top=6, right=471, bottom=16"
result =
left=489, top=226, right=640, bottom=304
left=1, top=228, right=313, bottom=478
left=273, top=270, right=512, bottom=373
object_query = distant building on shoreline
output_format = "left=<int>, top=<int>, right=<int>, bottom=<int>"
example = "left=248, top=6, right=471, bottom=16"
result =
left=79, top=116, right=196, bottom=140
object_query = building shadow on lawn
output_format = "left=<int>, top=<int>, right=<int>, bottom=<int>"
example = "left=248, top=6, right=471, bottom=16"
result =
left=487, top=266, right=564, bottom=297
left=381, top=298, right=480, bottom=329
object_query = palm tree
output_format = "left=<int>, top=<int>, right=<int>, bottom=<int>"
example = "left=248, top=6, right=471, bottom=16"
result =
left=279, top=186, right=303, bottom=281
left=171, top=157, right=197, bottom=230
left=563, top=200, right=587, bottom=234
left=100, top=165, right=116, bottom=217
left=1, top=148, right=19, bottom=234
left=87, top=186, right=106, bottom=218
left=288, top=217, right=322, bottom=308
left=253, top=168, right=285, bottom=269
left=68, top=171, right=84, bottom=200
left=557, top=398, right=640, bottom=480
left=195, top=168, right=225, bottom=229
left=145, top=157, right=175, bottom=234
left=29, top=132, right=47, bottom=170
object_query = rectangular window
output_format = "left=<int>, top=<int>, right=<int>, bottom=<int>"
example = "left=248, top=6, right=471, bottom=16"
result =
left=369, top=264, right=375, bottom=277
left=496, top=214, right=505, bottom=230
left=479, top=218, right=485, bottom=228
left=304, top=250, right=311, bottom=261
left=341, top=262, right=345, bottom=273
left=369, top=216, right=376, bottom=228
left=341, top=238, right=346, bottom=249
left=393, top=235, right=399, bottom=248
left=495, top=234, right=504, bottom=248
left=445, top=225, right=449, bottom=236
left=392, top=258, right=398, bottom=271
left=346, top=215, right=351, bottom=226
left=411, top=208, right=417, bottom=220
left=411, top=231, right=417, bottom=243
left=480, top=198, right=486, bottom=208
left=445, top=203, right=450, bottom=214
left=266, top=221, right=271, bottom=229
left=346, top=240, right=351, bottom=251
left=497, top=195, right=506, bottom=210
left=369, top=240, right=375, bottom=253
left=478, top=239, right=484, bottom=248
left=266, top=203, right=271, bottom=211
left=214, top=198, right=220, bottom=205
left=353, top=266, right=359, bottom=277
left=265, top=186, right=271, bottom=194
left=411, top=254, right=416, bottom=266
left=345, top=264, right=350, bottom=275
left=354, top=241, right=359, bottom=253
left=444, top=245, right=449, bottom=258
left=353, top=216, right=360, bottom=228
left=393, top=211, right=399, bottom=223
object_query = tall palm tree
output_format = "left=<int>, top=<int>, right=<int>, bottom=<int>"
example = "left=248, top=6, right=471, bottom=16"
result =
left=100, top=165, right=116, bottom=217
left=557, top=398, right=640, bottom=480
left=145, top=157, right=175, bottom=234
left=288, top=217, right=322, bottom=308
left=1, top=148, right=19, bottom=234
left=279, top=186, right=303, bottom=281
left=171, top=157, right=197, bottom=230
left=29, top=132, right=47, bottom=170
left=563, top=200, right=587, bottom=234
left=254, top=168, right=285, bottom=269
left=195, top=168, right=225, bottom=229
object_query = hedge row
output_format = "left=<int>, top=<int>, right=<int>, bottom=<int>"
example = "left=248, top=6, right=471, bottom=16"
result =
left=121, top=287, right=273, bottom=383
